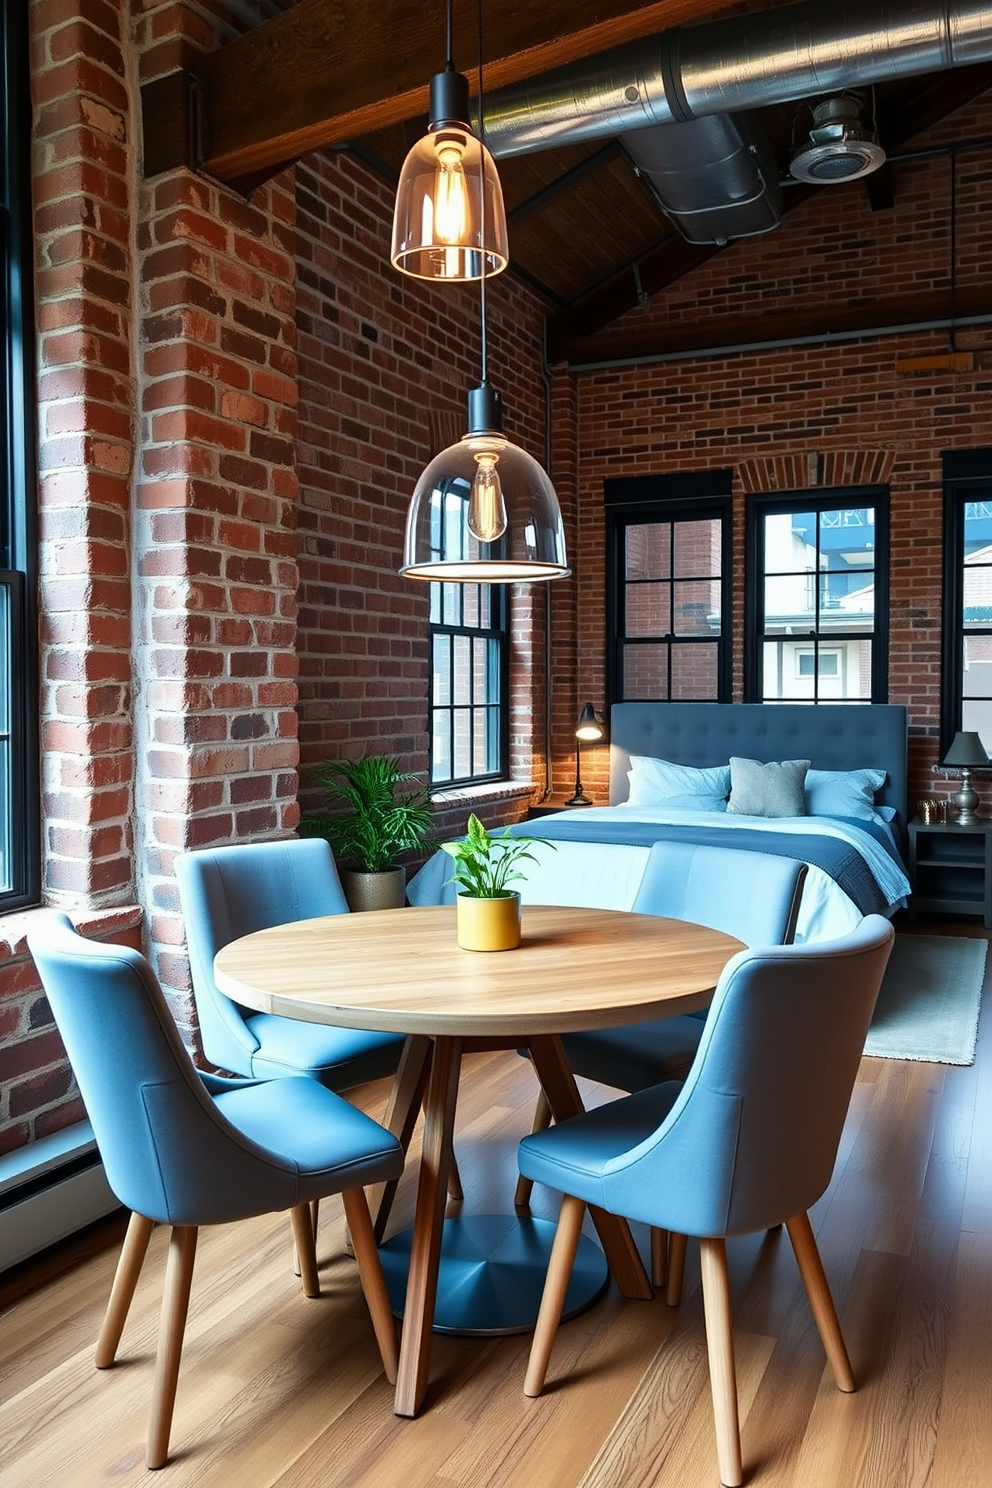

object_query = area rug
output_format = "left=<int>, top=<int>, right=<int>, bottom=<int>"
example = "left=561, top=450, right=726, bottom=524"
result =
left=863, top=934, right=987, bottom=1064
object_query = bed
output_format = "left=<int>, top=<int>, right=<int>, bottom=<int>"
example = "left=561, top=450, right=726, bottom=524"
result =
left=408, top=702, right=912, bottom=942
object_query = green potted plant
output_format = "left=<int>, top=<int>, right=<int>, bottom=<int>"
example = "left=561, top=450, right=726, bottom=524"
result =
left=441, top=813, right=553, bottom=951
left=299, top=754, right=433, bottom=911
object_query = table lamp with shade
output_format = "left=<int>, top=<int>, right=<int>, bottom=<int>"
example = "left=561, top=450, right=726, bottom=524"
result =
left=565, top=703, right=606, bottom=807
left=941, top=730, right=990, bottom=823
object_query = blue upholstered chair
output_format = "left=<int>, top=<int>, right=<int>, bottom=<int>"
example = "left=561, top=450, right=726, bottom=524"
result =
left=174, top=839, right=405, bottom=1087
left=518, top=915, right=894, bottom=1488
left=27, top=913, right=405, bottom=1470
left=515, top=843, right=808, bottom=1255
left=176, top=838, right=462, bottom=1243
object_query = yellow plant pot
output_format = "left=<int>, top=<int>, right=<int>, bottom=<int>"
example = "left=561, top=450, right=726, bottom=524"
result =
left=455, top=892, right=521, bottom=952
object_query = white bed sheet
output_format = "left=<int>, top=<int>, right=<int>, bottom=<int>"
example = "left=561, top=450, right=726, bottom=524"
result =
left=407, top=805, right=910, bottom=944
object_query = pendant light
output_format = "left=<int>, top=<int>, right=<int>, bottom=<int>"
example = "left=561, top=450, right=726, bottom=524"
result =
left=390, top=0, right=508, bottom=282
left=399, top=2, right=568, bottom=585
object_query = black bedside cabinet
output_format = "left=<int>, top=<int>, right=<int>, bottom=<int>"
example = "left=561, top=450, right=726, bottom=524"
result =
left=908, top=817, right=992, bottom=928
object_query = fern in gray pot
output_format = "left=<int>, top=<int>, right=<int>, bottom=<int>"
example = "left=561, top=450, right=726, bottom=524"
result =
left=300, top=755, right=433, bottom=908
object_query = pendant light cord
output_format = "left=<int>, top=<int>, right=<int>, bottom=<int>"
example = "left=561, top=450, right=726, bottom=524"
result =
left=477, top=0, right=488, bottom=386
left=445, top=0, right=453, bottom=70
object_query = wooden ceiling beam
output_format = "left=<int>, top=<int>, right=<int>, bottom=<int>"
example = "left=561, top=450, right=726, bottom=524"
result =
left=555, top=287, right=992, bottom=368
left=191, top=0, right=738, bottom=188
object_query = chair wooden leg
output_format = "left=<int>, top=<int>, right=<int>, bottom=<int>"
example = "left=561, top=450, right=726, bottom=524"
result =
left=95, top=1211, right=156, bottom=1369
left=666, top=1230, right=688, bottom=1306
left=650, top=1226, right=669, bottom=1288
left=523, top=1193, right=586, bottom=1397
left=786, top=1211, right=856, bottom=1392
left=146, top=1226, right=197, bottom=1471
left=699, top=1237, right=742, bottom=1488
left=514, top=1089, right=553, bottom=1209
left=342, top=1187, right=399, bottom=1385
left=290, top=1205, right=320, bottom=1298
left=292, top=1202, right=320, bottom=1279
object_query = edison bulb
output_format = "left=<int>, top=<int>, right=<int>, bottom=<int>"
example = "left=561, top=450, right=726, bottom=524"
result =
left=434, top=138, right=468, bottom=246
left=468, top=452, right=507, bottom=542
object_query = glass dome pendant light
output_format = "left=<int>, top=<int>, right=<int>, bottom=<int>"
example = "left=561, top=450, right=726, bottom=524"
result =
left=390, top=0, right=509, bottom=282
left=399, top=275, right=570, bottom=583
left=399, top=1, right=568, bottom=585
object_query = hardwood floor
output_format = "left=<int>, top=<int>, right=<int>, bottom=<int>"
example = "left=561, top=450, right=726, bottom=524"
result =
left=2, top=928, right=990, bottom=1486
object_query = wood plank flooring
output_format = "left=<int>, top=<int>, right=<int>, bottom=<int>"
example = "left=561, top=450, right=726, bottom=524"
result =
left=2, top=928, right=990, bottom=1486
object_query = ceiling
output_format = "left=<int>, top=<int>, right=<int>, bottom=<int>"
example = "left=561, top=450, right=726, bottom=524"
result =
left=148, top=0, right=992, bottom=365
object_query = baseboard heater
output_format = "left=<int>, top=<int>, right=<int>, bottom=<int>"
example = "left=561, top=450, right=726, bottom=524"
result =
left=0, top=1121, right=120, bottom=1272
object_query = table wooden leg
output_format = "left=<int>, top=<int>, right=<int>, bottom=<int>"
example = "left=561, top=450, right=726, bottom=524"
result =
left=393, top=1036, right=463, bottom=1417
left=527, top=1035, right=652, bottom=1301
left=368, top=1035, right=433, bottom=1243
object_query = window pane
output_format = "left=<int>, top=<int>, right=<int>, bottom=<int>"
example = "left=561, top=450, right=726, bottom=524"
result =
left=673, top=578, right=720, bottom=636
left=818, top=507, right=875, bottom=573
left=761, top=638, right=871, bottom=700
left=452, top=634, right=471, bottom=704
left=432, top=633, right=451, bottom=705
left=671, top=643, right=718, bottom=699
left=626, top=523, right=671, bottom=581
left=622, top=643, right=669, bottom=699
left=626, top=583, right=670, bottom=637
left=673, top=519, right=721, bottom=579
left=764, top=570, right=815, bottom=629
left=442, top=583, right=462, bottom=626
left=432, top=714, right=451, bottom=784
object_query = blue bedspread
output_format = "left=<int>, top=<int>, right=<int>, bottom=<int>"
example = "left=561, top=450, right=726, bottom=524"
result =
left=507, top=817, right=888, bottom=915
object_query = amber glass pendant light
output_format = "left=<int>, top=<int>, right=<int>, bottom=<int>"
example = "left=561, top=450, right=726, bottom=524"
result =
left=390, top=0, right=508, bottom=282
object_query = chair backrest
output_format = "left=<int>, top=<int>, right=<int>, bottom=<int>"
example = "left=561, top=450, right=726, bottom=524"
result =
left=175, top=838, right=349, bottom=1074
left=631, top=841, right=807, bottom=946
left=603, top=915, right=894, bottom=1238
left=26, top=913, right=303, bottom=1225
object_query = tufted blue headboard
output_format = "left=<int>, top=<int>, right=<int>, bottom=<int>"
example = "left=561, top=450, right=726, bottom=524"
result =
left=608, top=702, right=908, bottom=846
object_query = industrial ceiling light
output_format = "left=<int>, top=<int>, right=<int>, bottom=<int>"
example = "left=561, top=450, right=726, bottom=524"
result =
left=400, top=1, right=567, bottom=585
left=399, top=376, right=569, bottom=583
left=390, top=0, right=509, bottom=281
left=789, top=93, right=886, bottom=185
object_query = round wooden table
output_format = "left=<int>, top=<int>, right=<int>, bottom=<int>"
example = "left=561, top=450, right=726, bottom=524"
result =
left=215, top=902, right=743, bottom=1416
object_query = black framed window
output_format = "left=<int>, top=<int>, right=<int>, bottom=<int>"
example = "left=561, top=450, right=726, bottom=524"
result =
left=605, top=472, right=733, bottom=706
left=1, top=1, right=39, bottom=911
left=747, top=489, right=889, bottom=704
left=941, top=450, right=992, bottom=756
left=428, top=477, right=508, bottom=787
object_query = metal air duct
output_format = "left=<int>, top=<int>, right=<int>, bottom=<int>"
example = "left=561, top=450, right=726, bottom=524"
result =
left=622, top=112, right=782, bottom=243
left=478, top=0, right=992, bottom=244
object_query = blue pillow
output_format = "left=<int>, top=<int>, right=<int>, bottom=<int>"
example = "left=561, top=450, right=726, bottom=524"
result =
left=625, top=756, right=730, bottom=811
left=804, top=768, right=889, bottom=824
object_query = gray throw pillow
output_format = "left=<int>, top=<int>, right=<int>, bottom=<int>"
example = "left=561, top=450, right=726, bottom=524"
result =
left=727, top=757, right=811, bottom=817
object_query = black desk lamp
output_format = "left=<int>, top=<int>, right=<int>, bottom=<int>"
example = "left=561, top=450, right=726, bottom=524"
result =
left=942, top=730, right=990, bottom=823
left=565, top=703, right=606, bottom=807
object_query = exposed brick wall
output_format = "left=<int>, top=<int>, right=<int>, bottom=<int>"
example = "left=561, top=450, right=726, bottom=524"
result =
left=0, top=910, right=143, bottom=1159
left=33, top=0, right=137, bottom=912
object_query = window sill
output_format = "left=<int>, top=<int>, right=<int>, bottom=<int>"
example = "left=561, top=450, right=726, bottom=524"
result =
left=0, top=905, right=143, bottom=962
left=430, top=780, right=535, bottom=812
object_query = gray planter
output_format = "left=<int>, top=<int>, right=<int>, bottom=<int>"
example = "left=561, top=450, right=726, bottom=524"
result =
left=339, top=866, right=407, bottom=912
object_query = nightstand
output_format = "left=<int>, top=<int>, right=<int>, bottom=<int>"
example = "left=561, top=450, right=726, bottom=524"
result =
left=908, top=817, right=992, bottom=928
